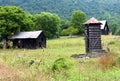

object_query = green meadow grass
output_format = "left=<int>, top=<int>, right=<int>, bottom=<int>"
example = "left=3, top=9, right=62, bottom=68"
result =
left=0, top=35, right=120, bottom=81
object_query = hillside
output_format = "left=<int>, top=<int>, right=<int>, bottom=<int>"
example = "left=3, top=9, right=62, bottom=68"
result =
left=0, top=0, right=120, bottom=22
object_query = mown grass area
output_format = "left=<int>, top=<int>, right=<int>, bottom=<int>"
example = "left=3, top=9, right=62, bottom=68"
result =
left=0, top=35, right=120, bottom=81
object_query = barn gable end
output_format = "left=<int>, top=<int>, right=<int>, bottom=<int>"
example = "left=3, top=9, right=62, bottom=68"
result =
left=100, top=20, right=109, bottom=35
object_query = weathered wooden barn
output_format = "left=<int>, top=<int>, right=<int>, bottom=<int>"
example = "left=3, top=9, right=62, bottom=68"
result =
left=11, top=30, right=46, bottom=49
left=100, top=20, right=109, bottom=35
left=84, top=17, right=103, bottom=57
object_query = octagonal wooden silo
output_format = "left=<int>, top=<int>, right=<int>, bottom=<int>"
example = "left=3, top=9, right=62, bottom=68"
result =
left=84, top=17, right=103, bottom=57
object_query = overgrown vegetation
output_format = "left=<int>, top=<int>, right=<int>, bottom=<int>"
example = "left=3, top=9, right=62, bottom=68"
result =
left=0, top=36, right=120, bottom=81
left=97, top=53, right=117, bottom=69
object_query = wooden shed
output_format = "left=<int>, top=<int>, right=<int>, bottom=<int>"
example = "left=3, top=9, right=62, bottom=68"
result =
left=100, top=20, right=109, bottom=35
left=11, top=30, right=46, bottom=49
left=84, top=17, right=102, bottom=56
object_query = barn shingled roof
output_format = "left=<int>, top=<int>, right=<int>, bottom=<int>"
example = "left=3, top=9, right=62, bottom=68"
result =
left=84, top=17, right=101, bottom=25
left=99, top=20, right=107, bottom=29
left=12, top=30, right=43, bottom=39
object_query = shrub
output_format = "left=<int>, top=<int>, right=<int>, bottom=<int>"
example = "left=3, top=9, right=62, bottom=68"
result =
left=60, top=26, right=78, bottom=36
left=108, top=41, right=115, bottom=45
left=51, top=58, right=73, bottom=81
left=52, top=58, right=71, bottom=72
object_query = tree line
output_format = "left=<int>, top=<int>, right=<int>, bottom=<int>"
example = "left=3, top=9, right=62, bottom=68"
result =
left=0, top=6, right=86, bottom=41
left=0, top=6, right=120, bottom=46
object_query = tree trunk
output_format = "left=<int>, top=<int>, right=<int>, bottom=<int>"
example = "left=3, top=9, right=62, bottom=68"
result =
left=69, top=34, right=72, bottom=38
left=3, top=39, right=6, bottom=49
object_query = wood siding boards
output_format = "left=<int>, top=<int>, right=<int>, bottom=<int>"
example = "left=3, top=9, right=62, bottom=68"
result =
left=12, top=30, right=46, bottom=49
left=84, top=17, right=102, bottom=54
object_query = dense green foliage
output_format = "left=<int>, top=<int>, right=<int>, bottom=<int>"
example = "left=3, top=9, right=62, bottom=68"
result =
left=52, top=58, right=71, bottom=71
left=0, top=0, right=120, bottom=37
left=60, top=10, right=86, bottom=36
left=0, top=0, right=120, bottom=34
left=34, top=12, right=61, bottom=38
left=60, top=19, right=70, bottom=30
left=0, top=0, right=120, bottom=20
left=0, top=6, right=34, bottom=40
left=71, top=10, right=86, bottom=34
left=61, top=26, right=78, bottom=36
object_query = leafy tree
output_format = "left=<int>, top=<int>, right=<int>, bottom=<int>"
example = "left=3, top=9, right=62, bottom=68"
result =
left=71, top=10, right=86, bottom=34
left=59, top=19, right=70, bottom=35
left=116, top=29, right=120, bottom=35
left=21, top=13, right=35, bottom=31
left=60, top=19, right=70, bottom=30
left=34, top=12, right=61, bottom=38
left=0, top=6, right=34, bottom=48
left=61, top=26, right=78, bottom=37
left=109, top=22, right=119, bottom=35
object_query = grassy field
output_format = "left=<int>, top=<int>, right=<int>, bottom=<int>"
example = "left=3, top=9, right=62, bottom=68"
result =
left=0, top=35, right=120, bottom=81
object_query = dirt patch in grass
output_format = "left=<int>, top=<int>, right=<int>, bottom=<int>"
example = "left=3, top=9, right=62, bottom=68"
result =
left=71, top=54, right=87, bottom=58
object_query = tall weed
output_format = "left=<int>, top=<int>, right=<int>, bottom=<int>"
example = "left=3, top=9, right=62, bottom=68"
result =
left=97, top=53, right=117, bottom=69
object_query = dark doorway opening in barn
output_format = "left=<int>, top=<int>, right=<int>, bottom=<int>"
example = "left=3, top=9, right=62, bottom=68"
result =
left=41, top=37, right=44, bottom=42
left=39, top=42, right=42, bottom=48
